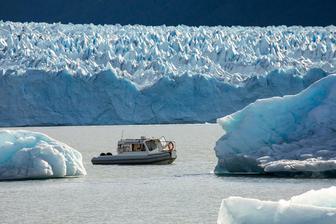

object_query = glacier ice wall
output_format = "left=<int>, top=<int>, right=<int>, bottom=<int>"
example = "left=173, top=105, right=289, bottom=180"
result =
left=218, top=187, right=336, bottom=224
left=0, top=22, right=335, bottom=87
left=215, top=74, right=336, bottom=176
left=0, top=130, right=86, bottom=180
left=0, top=68, right=328, bottom=126
left=0, top=21, right=335, bottom=126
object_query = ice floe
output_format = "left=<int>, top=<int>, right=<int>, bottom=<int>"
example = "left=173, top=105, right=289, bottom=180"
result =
left=218, top=187, right=336, bottom=224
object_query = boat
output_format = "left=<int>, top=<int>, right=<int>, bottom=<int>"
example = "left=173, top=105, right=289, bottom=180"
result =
left=91, top=136, right=177, bottom=165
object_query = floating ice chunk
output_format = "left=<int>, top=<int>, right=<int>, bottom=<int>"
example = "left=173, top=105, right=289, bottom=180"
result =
left=215, top=74, right=336, bottom=176
left=218, top=187, right=336, bottom=224
left=0, top=130, right=86, bottom=180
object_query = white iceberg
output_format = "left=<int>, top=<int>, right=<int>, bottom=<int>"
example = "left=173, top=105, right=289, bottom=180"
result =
left=218, top=187, right=336, bottom=224
left=0, top=130, right=86, bottom=180
left=215, top=74, right=336, bottom=176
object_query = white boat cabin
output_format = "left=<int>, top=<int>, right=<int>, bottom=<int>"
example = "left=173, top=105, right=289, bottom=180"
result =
left=117, top=136, right=173, bottom=154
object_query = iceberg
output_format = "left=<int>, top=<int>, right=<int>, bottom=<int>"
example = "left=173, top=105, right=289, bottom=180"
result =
left=0, top=130, right=86, bottom=180
left=0, top=21, right=335, bottom=126
left=215, top=74, right=336, bottom=176
left=217, top=187, right=336, bottom=224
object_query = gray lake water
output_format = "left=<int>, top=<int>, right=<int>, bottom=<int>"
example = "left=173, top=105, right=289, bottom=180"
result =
left=0, top=124, right=336, bottom=224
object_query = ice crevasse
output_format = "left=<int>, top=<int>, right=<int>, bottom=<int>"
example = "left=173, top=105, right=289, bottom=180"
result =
left=0, top=130, right=86, bottom=180
left=217, top=187, right=336, bottom=224
left=215, top=74, right=336, bottom=176
left=1, top=22, right=335, bottom=86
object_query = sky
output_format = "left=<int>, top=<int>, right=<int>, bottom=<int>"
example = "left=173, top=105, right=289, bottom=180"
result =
left=0, top=0, right=335, bottom=26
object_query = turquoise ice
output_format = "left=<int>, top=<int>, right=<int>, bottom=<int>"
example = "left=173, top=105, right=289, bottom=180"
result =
left=0, top=21, right=335, bottom=126
left=0, top=130, right=86, bottom=180
left=215, top=75, right=336, bottom=175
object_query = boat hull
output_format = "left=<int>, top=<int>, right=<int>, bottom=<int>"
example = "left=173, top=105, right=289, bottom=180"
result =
left=91, top=151, right=176, bottom=165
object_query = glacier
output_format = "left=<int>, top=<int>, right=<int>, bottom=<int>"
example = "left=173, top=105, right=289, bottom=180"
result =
left=215, top=74, right=336, bottom=176
left=0, top=21, right=335, bottom=126
left=0, top=130, right=86, bottom=180
left=1, top=22, right=335, bottom=86
left=217, top=187, right=336, bottom=224
left=0, top=68, right=328, bottom=126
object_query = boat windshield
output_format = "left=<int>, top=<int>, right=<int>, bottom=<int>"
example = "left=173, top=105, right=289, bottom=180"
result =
left=145, top=140, right=162, bottom=151
left=159, top=136, right=166, bottom=147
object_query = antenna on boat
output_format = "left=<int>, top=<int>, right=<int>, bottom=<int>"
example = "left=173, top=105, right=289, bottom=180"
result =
left=121, top=130, right=124, bottom=140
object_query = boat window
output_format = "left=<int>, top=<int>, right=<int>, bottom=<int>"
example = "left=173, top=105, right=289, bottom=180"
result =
left=146, top=140, right=160, bottom=151
left=118, top=144, right=131, bottom=153
left=132, top=143, right=145, bottom=152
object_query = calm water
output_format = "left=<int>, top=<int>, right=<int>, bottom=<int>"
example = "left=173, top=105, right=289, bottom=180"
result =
left=0, top=124, right=335, bottom=224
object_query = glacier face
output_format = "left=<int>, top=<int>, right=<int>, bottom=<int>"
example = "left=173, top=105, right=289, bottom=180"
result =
left=0, top=21, right=335, bottom=126
left=0, top=130, right=86, bottom=180
left=0, top=68, right=328, bottom=126
left=0, top=21, right=335, bottom=87
left=218, top=187, right=336, bottom=224
left=215, top=74, right=336, bottom=176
